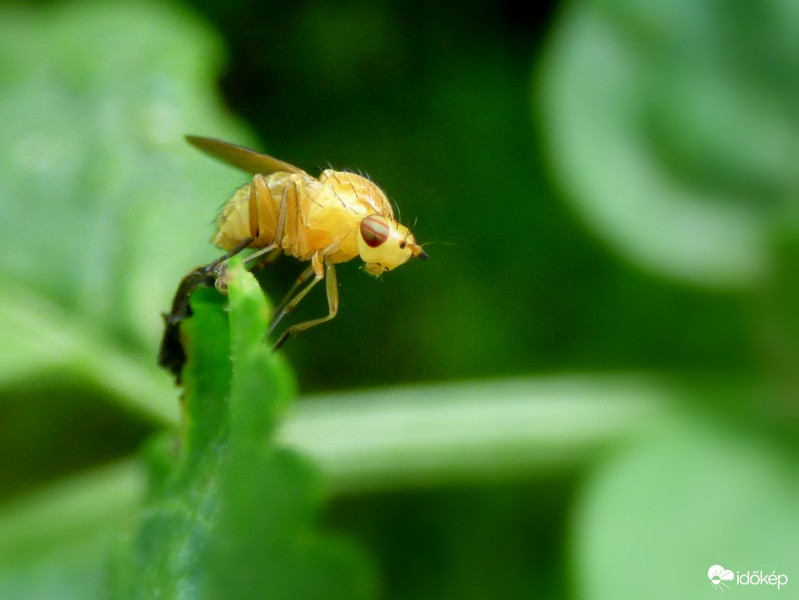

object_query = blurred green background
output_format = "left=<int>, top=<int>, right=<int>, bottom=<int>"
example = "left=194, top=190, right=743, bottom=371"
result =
left=1, top=0, right=797, bottom=598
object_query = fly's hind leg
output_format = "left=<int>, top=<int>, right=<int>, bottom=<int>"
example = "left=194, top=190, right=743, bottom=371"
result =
left=165, top=235, right=254, bottom=326
left=213, top=239, right=277, bottom=294
left=272, top=256, right=339, bottom=350
left=215, top=174, right=278, bottom=292
left=226, top=175, right=300, bottom=284
left=216, top=242, right=283, bottom=292
left=256, top=173, right=302, bottom=252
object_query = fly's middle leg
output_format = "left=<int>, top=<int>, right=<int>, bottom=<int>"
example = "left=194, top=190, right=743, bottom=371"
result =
left=272, top=260, right=338, bottom=350
left=269, top=263, right=316, bottom=334
left=268, top=252, right=325, bottom=335
left=215, top=174, right=290, bottom=291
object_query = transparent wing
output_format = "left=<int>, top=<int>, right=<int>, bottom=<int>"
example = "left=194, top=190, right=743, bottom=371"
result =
left=185, top=135, right=306, bottom=175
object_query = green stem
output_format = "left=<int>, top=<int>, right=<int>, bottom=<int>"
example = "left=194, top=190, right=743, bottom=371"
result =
left=0, top=374, right=669, bottom=553
left=281, top=375, right=669, bottom=493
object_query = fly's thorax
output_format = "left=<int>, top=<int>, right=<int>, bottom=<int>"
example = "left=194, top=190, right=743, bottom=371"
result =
left=357, top=214, right=426, bottom=275
left=319, top=170, right=394, bottom=217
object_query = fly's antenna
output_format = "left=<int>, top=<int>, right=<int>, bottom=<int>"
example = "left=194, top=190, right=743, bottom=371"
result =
left=419, top=240, right=457, bottom=248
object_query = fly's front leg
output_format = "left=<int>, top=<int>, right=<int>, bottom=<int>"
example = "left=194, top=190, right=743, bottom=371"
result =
left=273, top=259, right=339, bottom=350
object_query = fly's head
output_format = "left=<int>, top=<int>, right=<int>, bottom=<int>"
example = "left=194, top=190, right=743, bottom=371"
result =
left=357, top=215, right=427, bottom=276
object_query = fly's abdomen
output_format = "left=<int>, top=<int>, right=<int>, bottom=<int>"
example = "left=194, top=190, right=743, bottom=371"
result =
left=212, top=184, right=252, bottom=250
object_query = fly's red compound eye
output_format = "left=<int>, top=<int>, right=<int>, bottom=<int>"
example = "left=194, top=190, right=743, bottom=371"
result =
left=360, top=215, right=390, bottom=248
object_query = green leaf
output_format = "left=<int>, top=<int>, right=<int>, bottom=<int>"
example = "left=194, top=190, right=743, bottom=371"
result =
left=574, top=413, right=799, bottom=598
left=280, top=375, right=670, bottom=493
left=0, top=0, right=256, bottom=421
left=537, top=0, right=799, bottom=288
left=110, top=260, right=375, bottom=600
left=0, top=462, right=143, bottom=600
left=0, top=3, right=256, bottom=582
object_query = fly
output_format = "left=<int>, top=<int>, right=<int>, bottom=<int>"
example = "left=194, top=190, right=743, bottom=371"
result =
left=159, top=135, right=427, bottom=380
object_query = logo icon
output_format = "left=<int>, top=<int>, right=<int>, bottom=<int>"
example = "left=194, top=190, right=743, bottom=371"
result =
left=708, top=565, right=734, bottom=590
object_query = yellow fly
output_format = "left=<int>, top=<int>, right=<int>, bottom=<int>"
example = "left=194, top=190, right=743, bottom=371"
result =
left=161, top=135, right=427, bottom=371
